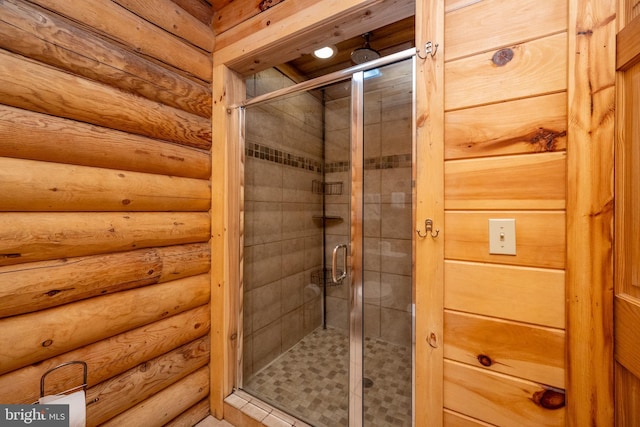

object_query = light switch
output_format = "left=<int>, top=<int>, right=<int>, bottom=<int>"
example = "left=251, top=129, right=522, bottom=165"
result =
left=488, top=219, right=516, bottom=255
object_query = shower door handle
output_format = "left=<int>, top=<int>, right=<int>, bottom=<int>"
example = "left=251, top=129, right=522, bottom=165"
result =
left=331, top=244, right=348, bottom=284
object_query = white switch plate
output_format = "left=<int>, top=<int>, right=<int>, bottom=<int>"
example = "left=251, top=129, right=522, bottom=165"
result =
left=488, top=219, right=516, bottom=255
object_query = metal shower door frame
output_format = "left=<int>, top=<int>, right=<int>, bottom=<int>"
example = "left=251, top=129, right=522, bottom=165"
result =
left=238, top=48, right=416, bottom=427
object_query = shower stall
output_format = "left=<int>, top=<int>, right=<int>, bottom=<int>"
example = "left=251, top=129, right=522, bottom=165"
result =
left=239, top=50, right=415, bottom=426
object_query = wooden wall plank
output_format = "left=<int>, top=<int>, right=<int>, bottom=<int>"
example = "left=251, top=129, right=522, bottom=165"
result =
left=0, top=49, right=211, bottom=150
left=566, top=0, right=616, bottom=424
left=213, top=0, right=284, bottom=34
left=444, top=0, right=567, bottom=61
left=99, top=366, right=210, bottom=427
left=0, top=212, right=210, bottom=266
left=112, top=0, right=214, bottom=52
left=443, top=409, right=494, bottom=426
left=0, top=157, right=210, bottom=212
left=164, top=398, right=210, bottom=427
left=87, top=337, right=209, bottom=425
left=444, top=260, right=565, bottom=328
left=0, top=305, right=210, bottom=404
left=616, top=13, right=640, bottom=70
left=444, top=311, right=565, bottom=387
left=213, top=0, right=414, bottom=75
left=445, top=152, right=566, bottom=210
left=615, top=295, right=640, bottom=380
left=173, top=0, right=213, bottom=26
left=0, top=243, right=210, bottom=318
left=445, top=211, right=566, bottom=269
left=0, top=0, right=212, bottom=118
left=444, top=360, right=565, bottom=426
left=27, top=0, right=212, bottom=81
left=445, top=33, right=567, bottom=111
left=615, top=362, right=640, bottom=427
left=444, top=93, right=567, bottom=160
left=0, top=106, right=211, bottom=179
left=0, top=275, right=210, bottom=375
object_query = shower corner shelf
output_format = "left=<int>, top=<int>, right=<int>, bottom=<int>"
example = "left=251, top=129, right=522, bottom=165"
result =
left=311, top=268, right=344, bottom=287
left=312, top=180, right=343, bottom=196
left=312, top=215, right=343, bottom=223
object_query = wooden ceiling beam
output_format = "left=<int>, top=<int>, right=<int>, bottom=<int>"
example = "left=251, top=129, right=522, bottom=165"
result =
left=213, top=0, right=414, bottom=76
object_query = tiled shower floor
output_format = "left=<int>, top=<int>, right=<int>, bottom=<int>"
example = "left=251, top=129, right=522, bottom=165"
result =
left=243, top=327, right=412, bottom=426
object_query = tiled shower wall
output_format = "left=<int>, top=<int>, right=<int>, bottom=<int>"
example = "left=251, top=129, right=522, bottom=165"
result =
left=323, top=77, right=413, bottom=347
left=243, top=68, right=413, bottom=382
left=243, top=70, right=325, bottom=379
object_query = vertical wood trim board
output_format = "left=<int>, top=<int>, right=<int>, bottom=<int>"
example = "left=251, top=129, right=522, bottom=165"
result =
left=566, top=0, right=616, bottom=425
left=210, top=63, right=244, bottom=418
left=415, top=0, right=445, bottom=425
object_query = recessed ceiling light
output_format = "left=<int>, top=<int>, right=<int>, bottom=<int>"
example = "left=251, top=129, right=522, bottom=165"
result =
left=313, top=46, right=336, bottom=59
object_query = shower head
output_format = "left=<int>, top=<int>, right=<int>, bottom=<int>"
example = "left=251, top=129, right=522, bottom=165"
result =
left=350, top=32, right=380, bottom=65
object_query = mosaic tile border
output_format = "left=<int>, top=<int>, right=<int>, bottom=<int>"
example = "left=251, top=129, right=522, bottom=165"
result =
left=246, top=142, right=322, bottom=173
left=246, top=142, right=412, bottom=173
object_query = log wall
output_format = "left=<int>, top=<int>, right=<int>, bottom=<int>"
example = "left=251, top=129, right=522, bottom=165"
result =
left=442, top=0, right=569, bottom=424
left=0, top=0, right=214, bottom=425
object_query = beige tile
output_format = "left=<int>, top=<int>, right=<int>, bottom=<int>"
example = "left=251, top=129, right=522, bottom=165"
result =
left=243, top=402, right=269, bottom=422
left=263, top=413, right=293, bottom=427
left=303, top=297, right=322, bottom=334
left=380, top=273, right=412, bottom=312
left=250, top=242, right=283, bottom=288
left=364, top=169, right=381, bottom=204
left=281, top=238, right=305, bottom=276
left=281, top=272, right=304, bottom=314
left=363, top=202, right=381, bottom=238
left=242, top=334, right=253, bottom=379
left=195, top=415, right=236, bottom=427
left=249, top=162, right=283, bottom=203
left=381, top=202, right=412, bottom=239
left=380, top=167, right=412, bottom=204
left=363, top=270, right=381, bottom=305
left=380, top=239, right=411, bottom=276
left=364, top=303, right=381, bottom=339
left=326, top=295, right=349, bottom=331
left=224, top=393, right=249, bottom=410
left=281, top=307, right=304, bottom=351
left=325, top=97, right=350, bottom=131
left=281, top=203, right=307, bottom=240
left=364, top=122, right=382, bottom=158
left=253, top=201, right=283, bottom=244
left=381, top=119, right=411, bottom=157
left=252, top=280, right=282, bottom=331
left=380, top=307, right=412, bottom=346
left=364, top=237, right=381, bottom=272
left=253, top=320, right=282, bottom=372
left=303, top=234, right=323, bottom=269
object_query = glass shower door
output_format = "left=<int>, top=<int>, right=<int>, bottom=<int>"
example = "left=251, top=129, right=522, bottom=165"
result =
left=360, top=60, right=414, bottom=426
left=241, top=55, right=414, bottom=427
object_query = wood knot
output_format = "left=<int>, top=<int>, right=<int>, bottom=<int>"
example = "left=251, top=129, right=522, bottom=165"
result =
left=492, top=48, right=514, bottom=66
left=42, top=339, right=54, bottom=347
left=427, top=332, right=438, bottom=348
left=477, top=354, right=493, bottom=367
left=532, top=388, right=565, bottom=410
left=45, top=289, right=62, bottom=297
